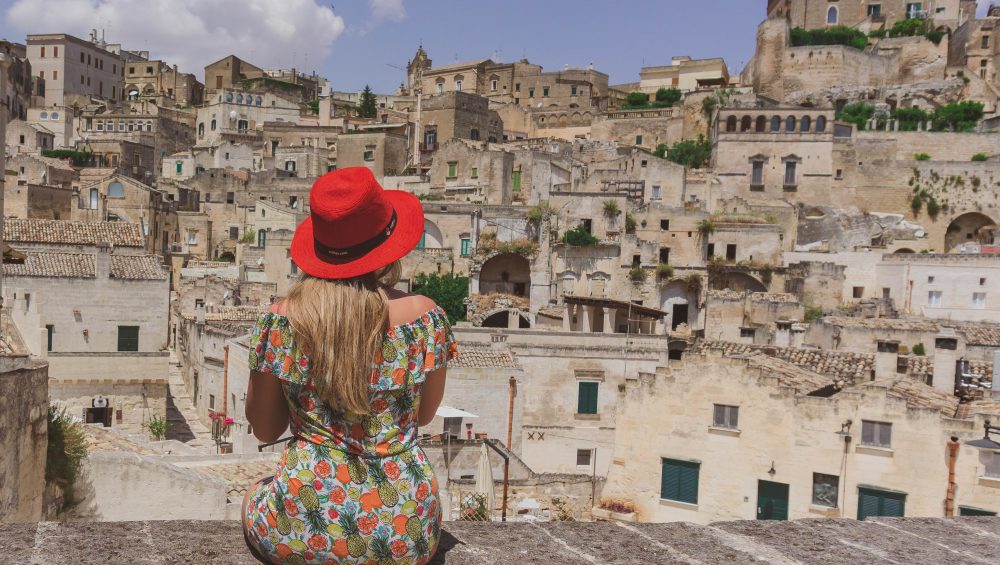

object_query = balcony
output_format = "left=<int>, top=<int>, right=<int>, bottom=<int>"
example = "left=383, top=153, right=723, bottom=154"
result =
left=605, top=107, right=674, bottom=120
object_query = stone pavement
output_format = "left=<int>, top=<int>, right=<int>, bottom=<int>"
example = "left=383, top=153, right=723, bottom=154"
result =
left=165, top=353, right=214, bottom=451
left=2, top=517, right=999, bottom=564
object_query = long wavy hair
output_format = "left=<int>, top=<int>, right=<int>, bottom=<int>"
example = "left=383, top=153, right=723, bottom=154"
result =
left=285, top=260, right=401, bottom=414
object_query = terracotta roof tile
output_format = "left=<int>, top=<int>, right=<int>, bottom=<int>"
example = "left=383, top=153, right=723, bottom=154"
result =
left=4, top=219, right=145, bottom=247
left=110, top=255, right=167, bottom=280
left=452, top=344, right=519, bottom=369
left=5, top=251, right=165, bottom=280
left=955, top=324, right=1000, bottom=347
left=692, top=340, right=873, bottom=383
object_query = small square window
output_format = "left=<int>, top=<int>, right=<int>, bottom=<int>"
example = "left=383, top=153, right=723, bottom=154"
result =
left=712, top=404, right=739, bottom=429
left=853, top=286, right=864, bottom=299
left=927, top=276, right=935, bottom=284
left=835, top=169, right=843, bottom=179
left=660, top=219, right=669, bottom=231
left=471, top=167, right=478, bottom=179
left=928, top=290, right=942, bottom=307
left=980, top=278, right=987, bottom=286
left=973, top=292, right=987, bottom=308
left=740, top=328, right=755, bottom=339
left=209, top=394, right=215, bottom=410
left=117, top=326, right=140, bottom=352
left=635, top=135, right=643, bottom=145
left=861, top=420, right=892, bottom=448
left=447, top=161, right=457, bottom=178
left=576, top=449, right=592, bottom=467
left=641, top=160, right=647, bottom=168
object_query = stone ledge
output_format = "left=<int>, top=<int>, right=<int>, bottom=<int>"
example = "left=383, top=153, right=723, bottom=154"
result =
left=2, top=517, right=999, bottom=564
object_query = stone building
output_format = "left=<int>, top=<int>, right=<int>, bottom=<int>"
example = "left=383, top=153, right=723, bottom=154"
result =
left=195, top=89, right=301, bottom=148
left=632, top=56, right=730, bottom=94
left=203, top=55, right=263, bottom=94
left=601, top=347, right=1000, bottom=523
left=1, top=40, right=32, bottom=122
left=124, top=58, right=204, bottom=106
left=26, top=33, right=125, bottom=107
left=76, top=109, right=196, bottom=172
left=336, top=130, right=409, bottom=180
left=4, top=233, right=168, bottom=435
left=767, top=0, right=977, bottom=32
left=5, top=119, right=55, bottom=153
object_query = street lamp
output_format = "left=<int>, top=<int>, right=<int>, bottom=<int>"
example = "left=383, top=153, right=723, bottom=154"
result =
left=965, top=420, right=1000, bottom=449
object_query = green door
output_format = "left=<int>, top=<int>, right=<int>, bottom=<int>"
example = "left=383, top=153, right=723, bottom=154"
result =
left=512, top=169, right=522, bottom=190
left=857, top=487, right=906, bottom=520
left=756, top=480, right=789, bottom=520
left=959, top=506, right=996, bottom=517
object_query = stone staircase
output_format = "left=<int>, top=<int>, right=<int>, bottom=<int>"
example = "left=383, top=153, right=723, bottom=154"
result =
left=165, top=353, right=214, bottom=451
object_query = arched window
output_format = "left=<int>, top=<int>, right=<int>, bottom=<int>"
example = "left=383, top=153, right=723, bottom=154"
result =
left=755, top=116, right=767, bottom=132
left=40, top=111, right=48, bottom=120
left=198, top=122, right=204, bottom=137
left=800, top=115, right=811, bottom=132
left=255, top=96, right=262, bottom=106
left=816, top=115, right=827, bottom=132
left=50, top=112, right=59, bottom=120
left=455, top=79, right=463, bottom=92
left=107, top=182, right=124, bottom=198
left=741, top=116, right=752, bottom=132
left=827, top=6, right=838, bottom=25
left=726, top=116, right=737, bottom=132
left=785, top=115, right=796, bottom=132
left=210, top=119, right=217, bottom=131
left=236, top=94, right=243, bottom=104
left=145, top=120, right=152, bottom=132
left=89, top=188, right=99, bottom=209
left=226, top=93, right=233, bottom=102
left=770, top=115, right=781, bottom=132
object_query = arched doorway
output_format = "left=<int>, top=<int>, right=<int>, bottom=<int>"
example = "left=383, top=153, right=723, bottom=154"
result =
left=478, top=253, right=531, bottom=298
left=481, top=310, right=530, bottom=329
left=660, top=280, right=697, bottom=331
left=945, top=212, right=997, bottom=251
left=421, top=219, right=444, bottom=249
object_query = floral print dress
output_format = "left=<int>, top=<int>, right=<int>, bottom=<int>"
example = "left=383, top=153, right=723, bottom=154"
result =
left=244, top=306, right=457, bottom=565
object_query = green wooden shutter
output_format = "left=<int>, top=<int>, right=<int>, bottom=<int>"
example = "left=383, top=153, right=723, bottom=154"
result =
left=881, top=492, right=905, bottom=517
left=959, top=506, right=997, bottom=516
left=577, top=382, right=598, bottom=414
left=661, top=459, right=699, bottom=504
left=858, top=490, right=880, bottom=520
left=460, top=238, right=470, bottom=256
left=417, top=232, right=427, bottom=250
left=117, top=326, right=139, bottom=352
left=858, top=488, right=905, bottom=520
left=512, top=169, right=522, bottom=190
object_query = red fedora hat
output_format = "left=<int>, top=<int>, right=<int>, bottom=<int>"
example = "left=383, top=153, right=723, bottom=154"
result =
left=290, top=167, right=424, bottom=279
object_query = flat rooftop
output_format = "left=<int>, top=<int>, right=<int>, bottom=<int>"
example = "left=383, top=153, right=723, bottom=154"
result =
left=2, top=518, right=998, bottom=564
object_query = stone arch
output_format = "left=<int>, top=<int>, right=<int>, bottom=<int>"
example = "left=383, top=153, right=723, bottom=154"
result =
left=945, top=212, right=997, bottom=251
left=894, top=248, right=916, bottom=254
left=711, top=271, right=767, bottom=292
left=481, top=309, right=531, bottom=329
left=827, top=5, right=838, bottom=25
left=660, top=280, right=698, bottom=331
left=740, top=115, right=752, bottom=132
left=479, top=253, right=531, bottom=298
left=726, top=116, right=737, bottom=132
left=770, top=115, right=781, bottom=132
left=785, top=115, right=796, bottom=132
left=755, top=116, right=767, bottom=132
left=558, top=114, right=568, bottom=126
left=800, top=115, right=812, bottom=132
left=558, top=270, right=579, bottom=296
left=815, top=115, right=827, bottom=132
left=422, top=219, right=444, bottom=248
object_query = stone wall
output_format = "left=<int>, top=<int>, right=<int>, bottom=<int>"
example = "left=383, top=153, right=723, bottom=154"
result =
left=0, top=362, right=48, bottom=522
left=50, top=377, right=167, bottom=436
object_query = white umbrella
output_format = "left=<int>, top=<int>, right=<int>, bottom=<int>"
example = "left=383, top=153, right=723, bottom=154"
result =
left=474, top=442, right=495, bottom=520
left=435, top=406, right=479, bottom=418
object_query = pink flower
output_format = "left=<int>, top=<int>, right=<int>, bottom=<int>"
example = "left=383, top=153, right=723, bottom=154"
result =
left=224, top=417, right=234, bottom=425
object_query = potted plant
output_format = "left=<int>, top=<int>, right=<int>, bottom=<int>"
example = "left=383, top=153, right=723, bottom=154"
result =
left=592, top=499, right=637, bottom=522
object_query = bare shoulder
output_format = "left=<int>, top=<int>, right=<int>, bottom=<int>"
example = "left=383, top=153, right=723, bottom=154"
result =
left=385, top=289, right=438, bottom=326
left=267, top=300, right=288, bottom=316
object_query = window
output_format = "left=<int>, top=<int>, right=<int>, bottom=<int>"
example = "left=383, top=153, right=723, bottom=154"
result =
left=117, top=326, right=140, bottom=352
left=470, top=167, right=478, bottom=179
left=812, top=473, right=839, bottom=508
left=80, top=52, right=85, bottom=63
left=89, top=188, right=99, bottom=210
left=460, top=237, right=471, bottom=257
left=175, top=161, right=183, bottom=174
left=740, top=328, right=755, bottom=339
left=447, top=161, right=457, bottom=178
left=660, top=458, right=699, bottom=504
left=577, top=381, right=598, bottom=414
left=853, top=286, right=864, bottom=299
left=659, top=247, right=670, bottom=263
left=470, top=128, right=480, bottom=141
left=362, top=147, right=375, bottom=162
left=187, top=231, right=197, bottom=245
left=543, top=86, right=549, bottom=97
left=211, top=119, right=216, bottom=131
left=107, top=182, right=124, bottom=198
left=800, top=115, right=811, bottom=132
left=816, top=115, right=827, bottom=132
left=928, top=290, right=942, bottom=307
left=770, top=115, right=781, bottom=132
left=46, top=325, right=54, bottom=352
left=660, top=219, right=669, bottom=231
left=986, top=452, right=1000, bottom=478
left=576, top=449, right=592, bottom=467
left=835, top=168, right=843, bottom=179
left=973, top=292, right=987, bottom=308
left=712, top=404, right=739, bottom=429
left=436, top=83, right=443, bottom=94
left=783, top=161, right=797, bottom=187
left=861, top=420, right=892, bottom=448
left=981, top=277, right=987, bottom=286
left=529, top=88, right=535, bottom=98
left=928, top=275, right=935, bottom=284
left=19, top=134, right=24, bottom=144
left=827, top=6, right=838, bottom=24
left=960, top=506, right=997, bottom=517
left=635, top=135, right=643, bottom=145
left=785, top=116, right=796, bottom=132
left=641, top=160, right=647, bottom=168
left=40, top=46, right=45, bottom=57
left=226, top=192, right=235, bottom=204
left=751, top=160, right=765, bottom=188
left=858, top=487, right=905, bottom=520
left=906, top=2, right=922, bottom=19
left=290, top=260, right=299, bottom=275
left=651, top=185, right=661, bottom=199
left=581, top=218, right=593, bottom=234
left=53, top=71, right=58, bottom=81
left=571, top=85, right=578, bottom=96
left=455, top=79, right=462, bottom=91
left=285, top=160, right=296, bottom=172
left=209, top=394, right=215, bottom=410
left=198, top=123, right=204, bottom=137
left=229, top=226, right=239, bottom=240
left=867, top=4, right=881, bottom=17
left=983, top=36, right=990, bottom=49
left=491, top=79, right=498, bottom=91
left=726, top=244, right=737, bottom=261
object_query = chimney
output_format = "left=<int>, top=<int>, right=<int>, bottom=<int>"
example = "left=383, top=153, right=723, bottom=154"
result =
left=490, top=333, right=508, bottom=350
left=95, top=243, right=111, bottom=280
left=874, top=340, right=900, bottom=380
left=774, top=320, right=792, bottom=347
left=931, top=329, right=960, bottom=395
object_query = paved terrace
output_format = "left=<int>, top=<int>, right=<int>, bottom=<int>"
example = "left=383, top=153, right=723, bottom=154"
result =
left=3, top=518, right=1000, bottom=564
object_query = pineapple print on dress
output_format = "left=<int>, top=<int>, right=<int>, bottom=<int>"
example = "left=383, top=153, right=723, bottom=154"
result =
left=243, top=306, right=457, bottom=564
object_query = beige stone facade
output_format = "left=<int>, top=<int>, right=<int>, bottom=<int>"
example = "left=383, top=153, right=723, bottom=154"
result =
left=26, top=34, right=124, bottom=107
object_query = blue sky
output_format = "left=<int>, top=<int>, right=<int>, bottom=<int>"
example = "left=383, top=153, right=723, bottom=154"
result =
left=0, top=1, right=994, bottom=93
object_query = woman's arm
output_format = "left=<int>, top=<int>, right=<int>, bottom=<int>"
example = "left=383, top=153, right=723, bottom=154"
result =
left=246, top=370, right=290, bottom=443
left=416, top=368, right=447, bottom=427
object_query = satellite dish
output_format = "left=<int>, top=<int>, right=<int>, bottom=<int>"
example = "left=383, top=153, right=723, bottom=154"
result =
left=229, top=110, right=238, bottom=121
left=914, top=229, right=925, bottom=238
left=93, top=395, right=108, bottom=408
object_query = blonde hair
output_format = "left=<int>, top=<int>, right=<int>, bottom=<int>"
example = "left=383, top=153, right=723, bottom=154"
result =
left=286, top=260, right=402, bottom=414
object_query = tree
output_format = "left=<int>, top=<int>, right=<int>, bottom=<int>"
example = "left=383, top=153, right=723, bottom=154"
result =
left=358, top=84, right=378, bottom=118
left=835, top=102, right=875, bottom=130
left=888, top=18, right=925, bottom=38
left=892, top=107, right=930, bottom=131
left=563, top=225, right=599, bottom=247
left=411, top=273, right=469, bottom=324
left=932, top=101, right=984, bottom=132
left=653, top=143, right=668, bottom=159
left=664, top=135, right=712, bottom=169
left=655, top=87, right=682, bottom=106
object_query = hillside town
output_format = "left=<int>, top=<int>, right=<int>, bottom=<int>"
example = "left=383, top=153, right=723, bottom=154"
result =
left=5, top=0, right=1000, bottom=536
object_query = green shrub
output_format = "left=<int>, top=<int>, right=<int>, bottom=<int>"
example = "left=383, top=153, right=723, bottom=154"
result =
left=46, top=407, right=88, bottom=506
left=893, top=107, right=931, bottom=131
left=914, top=152, right=931, bottom=161
left=663, top=135, right=711, bottom=169
left=925, top=197, right=941, bottom=217
left=791, top=26, right=868, bottom=50
left=911, top=194, right=923, bottom=214
left=868, top=29, right=887, bottom=39
left=412, top=273, right=469, bottom=323
left=932, top=101, right=984, bottom=132
left=656, top=263, right=674, bottom=280
left=655, top=87, right=682, bottom=106
left=629, top=266, right=647, bottom=283
left=912, top=343, right=926, bottom=356
left=972, top=153, right=989, bottom=162
left=563, top=225, right=599, bottom=247
left=146, top=415, right=169, bottom=440
left=652, top=143, right=668, bottom=159
left=804, top=306, right=824, bottom=323
left=696, top=219, right=716, bottom=236
left=602, top=199, right=620, bottom=217
left=625, top=213, right=637, bottom=234
left=626, top=91, right=649, bottom=107
left=888, top=18, right=925, bottom=38
left=41, top=149, right=92, bottom=166
left=835, top=102, right=875, bottom=130
left=926, top=30, right=946, bottom=45
left=701, top=96, right=719, bottom=118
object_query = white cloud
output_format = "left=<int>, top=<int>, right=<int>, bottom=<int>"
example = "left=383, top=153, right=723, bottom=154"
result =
left=4, top=0, right=345, bottom=75
left=368, top=0, right=406, bottom=23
